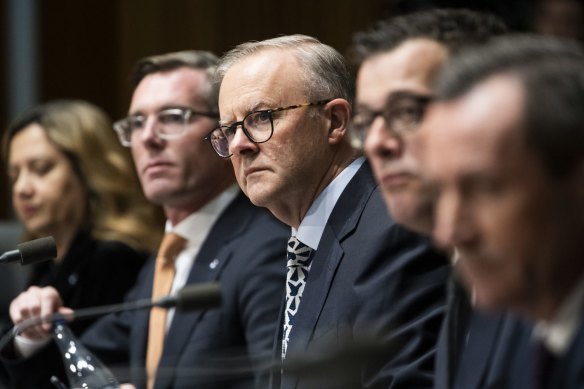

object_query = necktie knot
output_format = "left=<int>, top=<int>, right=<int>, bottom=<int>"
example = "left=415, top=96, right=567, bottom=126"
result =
left=287, top=236, right=314, bottom=268
left=282, top=236, right=314, bottom=359
left=158, top=232, right=186, bottom=265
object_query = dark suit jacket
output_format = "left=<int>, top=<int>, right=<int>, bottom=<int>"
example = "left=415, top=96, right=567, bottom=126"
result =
left=2, top=193, right=288, bottom=389
left=277, top=162, right=450, bottom=389
left=434, top=276, right=584, bottom=389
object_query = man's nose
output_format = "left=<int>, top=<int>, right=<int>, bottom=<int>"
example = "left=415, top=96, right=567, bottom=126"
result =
left=364, top=116, right=403, bottom=159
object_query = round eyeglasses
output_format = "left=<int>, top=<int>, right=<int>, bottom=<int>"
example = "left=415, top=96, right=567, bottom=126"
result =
left=205, top=100, right=332, bottom=158
left=113, top=107, right=219, bottom=147
left=353, top=92, right=433, bottom=142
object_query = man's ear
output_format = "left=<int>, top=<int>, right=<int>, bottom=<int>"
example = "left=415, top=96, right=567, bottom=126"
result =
left=327, top=99, right=352, bottom=145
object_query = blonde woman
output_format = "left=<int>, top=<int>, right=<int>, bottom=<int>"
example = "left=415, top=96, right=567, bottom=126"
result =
left=3, top=100, right=163, bottom=335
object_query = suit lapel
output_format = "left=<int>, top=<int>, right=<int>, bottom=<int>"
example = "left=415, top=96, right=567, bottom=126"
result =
left=283, top=162, right=377, bottom=389
left=551, top=309, right=584, bottom=388
left=287, top=226, right=344, bottom=355
left=132, top=259, right=156, bottom=364
left=153, top=193, right=253, bottom=389
left=485, top=316, right=532, bottom=388
left=455, top=310, right=505, bottom=389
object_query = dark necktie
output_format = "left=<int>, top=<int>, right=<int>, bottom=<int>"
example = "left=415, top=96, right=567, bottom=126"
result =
left=446, top=275, right=471, bottom=388
left=282, top=236, right=314, bottom=359
left=534, top=340, right=557, bottom=389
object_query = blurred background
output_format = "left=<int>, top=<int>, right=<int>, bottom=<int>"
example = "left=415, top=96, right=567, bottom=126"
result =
left=0, top=0, right=582, bottom=221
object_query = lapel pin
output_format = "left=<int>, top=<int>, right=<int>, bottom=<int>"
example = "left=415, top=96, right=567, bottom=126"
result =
left=209, top=258, right=220, bottom=269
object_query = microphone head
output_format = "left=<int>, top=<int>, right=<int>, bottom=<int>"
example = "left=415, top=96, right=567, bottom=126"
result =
left=17, top=236, right=57, bottom=265
left=175, top=282, right=222, bottom=312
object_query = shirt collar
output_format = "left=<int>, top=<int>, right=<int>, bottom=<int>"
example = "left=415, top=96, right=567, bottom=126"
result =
left=165, top=184, right=240, bottom=248
left=533, top=275, right=584, bottom=356
left=293, top=157, right=365, bottom=250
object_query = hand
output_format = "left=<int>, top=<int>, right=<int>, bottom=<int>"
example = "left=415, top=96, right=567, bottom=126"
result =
left=9, top=286, right=70, bottom=340
left=119, top=384, right=137, bottom=389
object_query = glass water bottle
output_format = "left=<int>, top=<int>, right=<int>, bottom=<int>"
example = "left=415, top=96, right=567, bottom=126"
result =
left=53, top=323, right=120, bottom=389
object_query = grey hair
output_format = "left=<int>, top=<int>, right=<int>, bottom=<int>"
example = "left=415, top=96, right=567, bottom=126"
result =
left=216, top=34, right=355, bottom=105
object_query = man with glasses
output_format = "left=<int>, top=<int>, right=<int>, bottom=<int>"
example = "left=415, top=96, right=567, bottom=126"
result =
left=351, top=8, right=507, bottom=234
left=3, top=51, right=288, bottom=389
left=351, top=10, right=512, bottom=389
left=212, top=34, right=449, bottom=389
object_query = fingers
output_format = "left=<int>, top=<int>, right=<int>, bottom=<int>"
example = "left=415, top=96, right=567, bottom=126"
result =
left=9, top=286, right=64, bottom=340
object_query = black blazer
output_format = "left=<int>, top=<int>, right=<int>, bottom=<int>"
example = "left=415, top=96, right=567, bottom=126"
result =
left=2, top=193, right=288, bottom=389
left=27, top=230, right=149, bottom=335
left=277, top=162, right=450, bottom=389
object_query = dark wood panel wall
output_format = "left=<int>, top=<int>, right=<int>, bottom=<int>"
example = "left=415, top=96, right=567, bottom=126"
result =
left=0, top=0, right=388, bottom=219
left=115, top=0, right=388, bottom=115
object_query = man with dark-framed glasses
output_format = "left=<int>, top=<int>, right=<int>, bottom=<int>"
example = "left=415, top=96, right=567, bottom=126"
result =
left=350, top=9, right=511, bottom=389
left=205, top=100, right=330, bottom=158
left=351, top=9, right=507, bottom=235
left=213, top=34, right=449, bottom=389
left=2, top=50, right=288, bottom=389
left=115, top=107, right=220, bottom=147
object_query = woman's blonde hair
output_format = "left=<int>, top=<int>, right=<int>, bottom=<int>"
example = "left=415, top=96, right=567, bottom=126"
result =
left=3, top=100, right=163, bottom=252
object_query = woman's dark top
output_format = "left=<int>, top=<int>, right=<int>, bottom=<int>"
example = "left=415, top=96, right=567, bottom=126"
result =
left=27, top=229, right=149, bottom=335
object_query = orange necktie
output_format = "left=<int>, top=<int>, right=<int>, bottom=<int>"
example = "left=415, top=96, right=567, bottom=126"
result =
left=146, top=232, right=186, bottom=389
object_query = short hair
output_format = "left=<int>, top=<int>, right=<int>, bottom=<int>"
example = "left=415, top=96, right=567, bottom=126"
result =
left=436, top=34, right=584, bottom=178
left=131, top=50, right=219, bottom=111
left=350, top=8, right=508, bottom=67
left=2, top=100, right=163, bottom=251
left=216, top=34, right=355, bottom=105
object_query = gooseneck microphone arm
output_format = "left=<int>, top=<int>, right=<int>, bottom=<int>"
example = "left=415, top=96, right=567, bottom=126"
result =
left=0, top=282, right=221, bottom=351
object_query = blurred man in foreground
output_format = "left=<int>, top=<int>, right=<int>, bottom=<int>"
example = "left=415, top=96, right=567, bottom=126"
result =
left=422, top=35, right=584, bottom=388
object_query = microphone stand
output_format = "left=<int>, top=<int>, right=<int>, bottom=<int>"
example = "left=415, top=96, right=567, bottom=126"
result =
left=3, top=282, right=221, bottom=346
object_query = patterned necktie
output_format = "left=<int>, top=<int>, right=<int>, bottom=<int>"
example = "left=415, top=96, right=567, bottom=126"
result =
left=146, top=232, right=186, bottom=389
left=282, top=236, right=314, bottom=359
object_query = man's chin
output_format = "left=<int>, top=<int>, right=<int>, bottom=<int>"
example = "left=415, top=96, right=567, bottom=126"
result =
left=385, top=192, right=420, bottom=224
left=143, top=186, right=176, bottom=205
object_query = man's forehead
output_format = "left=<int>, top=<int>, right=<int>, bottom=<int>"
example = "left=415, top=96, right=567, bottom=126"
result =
left=423, top=77, right=526, bottom=174
left=219, top=50, right=306, bottom=115
left=130, top=69, right=206, bottom=113
left=357, top=38, right=447, bottom=108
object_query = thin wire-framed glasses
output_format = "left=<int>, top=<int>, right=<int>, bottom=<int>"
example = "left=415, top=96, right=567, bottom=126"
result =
left=353, top=92, right=433, bottom=142
left=113, top=107, right=219, bottom=147
left=205, top=99, right=332, bottom=158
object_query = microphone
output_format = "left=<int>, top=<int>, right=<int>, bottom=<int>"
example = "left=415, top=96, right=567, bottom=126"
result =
left=0, top=236, right=57, bottom=265
left=10, top=282, right=222, bottom=337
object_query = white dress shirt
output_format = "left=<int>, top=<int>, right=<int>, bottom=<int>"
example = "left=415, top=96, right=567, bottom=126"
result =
left=533, top=275, right=584, bottom=356
left=163, top=184, right=238, bottom=328
left=293, top=157, right=365, bottom=250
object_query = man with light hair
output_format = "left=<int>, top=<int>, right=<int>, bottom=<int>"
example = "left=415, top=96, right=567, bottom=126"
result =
left=207, top=34, right=449, bottom=388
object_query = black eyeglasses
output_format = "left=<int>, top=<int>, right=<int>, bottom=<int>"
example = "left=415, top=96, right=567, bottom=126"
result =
left=353, top=92, right=433, bottom=141
left=113, top=107, right=219, bottom=147
left=205, top=99, right=332, bottom=158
